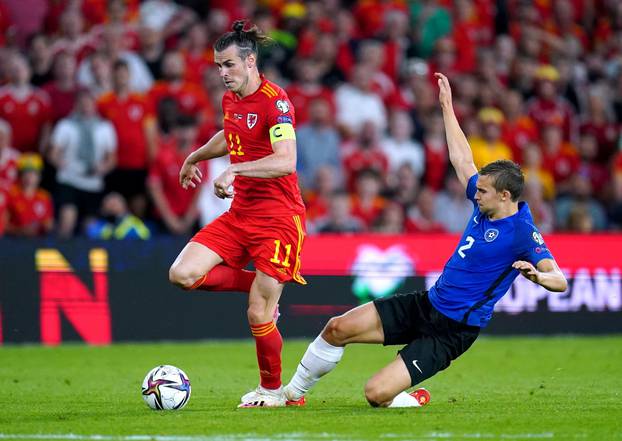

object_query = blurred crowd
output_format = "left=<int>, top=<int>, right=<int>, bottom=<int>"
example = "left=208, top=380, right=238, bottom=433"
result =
left=1, top=0, right=622, bottom=239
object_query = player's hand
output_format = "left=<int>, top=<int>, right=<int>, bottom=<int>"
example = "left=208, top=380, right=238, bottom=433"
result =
left=213, top=167, right=235, bottom=199
left=179, top=161, right=203, bottom=189
left=434, top=72, right=453, bottom=109
left=512, top=260, right=539, bottom=283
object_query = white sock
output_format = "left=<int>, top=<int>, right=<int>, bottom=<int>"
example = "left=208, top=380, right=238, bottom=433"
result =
left=284, top=335, right=344, bottom=400
left=388, top=391, right=422, bottom=408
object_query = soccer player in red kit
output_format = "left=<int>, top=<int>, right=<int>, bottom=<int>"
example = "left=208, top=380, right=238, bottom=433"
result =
left=168, top=21, right=306, bottom=408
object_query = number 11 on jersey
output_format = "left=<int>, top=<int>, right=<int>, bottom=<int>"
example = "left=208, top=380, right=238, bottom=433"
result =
left=270, top=239, right=292, bottom=267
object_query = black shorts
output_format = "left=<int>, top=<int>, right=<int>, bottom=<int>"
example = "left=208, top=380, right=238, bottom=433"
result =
left=105, top=169, right=148, bottom=199
left=55, top=183, right=102, bottom=218
left=373, top=291, right=480, bottom=386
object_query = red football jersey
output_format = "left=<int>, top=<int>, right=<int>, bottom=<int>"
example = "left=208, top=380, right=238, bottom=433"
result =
left=98, top=92, right=154, bottom=169
left=222, top=77, right=305, bottom=217
left=6, top=184, right=53, bottom=234
left=0, top=87, right=52, bottom=152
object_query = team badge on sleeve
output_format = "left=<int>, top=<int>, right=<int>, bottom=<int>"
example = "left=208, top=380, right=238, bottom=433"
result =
left=275, top=99, right=290, bottom=113
left=247, top=113, right=258, bottom=129
left=484, top=228, right=499, bottom=242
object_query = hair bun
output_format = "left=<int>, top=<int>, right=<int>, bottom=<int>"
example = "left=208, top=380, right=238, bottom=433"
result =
left=232, top=20, right=245, bottom=33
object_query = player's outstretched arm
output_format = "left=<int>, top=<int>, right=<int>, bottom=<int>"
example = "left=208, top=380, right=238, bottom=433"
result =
left=512, top=258, right=568, bottom=292
left=179, top=130, right=227, bottom=189
left=435, top=72, right=478, bottom=188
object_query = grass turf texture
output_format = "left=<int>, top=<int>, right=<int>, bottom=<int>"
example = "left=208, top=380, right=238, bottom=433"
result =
left=1, top=337, right=620, bottom=440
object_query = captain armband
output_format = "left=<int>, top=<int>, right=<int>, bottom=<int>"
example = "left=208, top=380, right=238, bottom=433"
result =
left=269, top=123, right=296, bottom=145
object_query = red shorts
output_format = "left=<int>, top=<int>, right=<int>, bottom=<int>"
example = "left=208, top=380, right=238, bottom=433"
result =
left=191, top=210, right=307, bottom=285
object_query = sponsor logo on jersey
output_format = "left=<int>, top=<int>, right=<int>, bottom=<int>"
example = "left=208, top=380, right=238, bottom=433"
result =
left=484, top=228, right=499, bottom=242
left=233, top=113, right=243, bottom=120
left=275, top=99, right=290, bottom=113
left=277, top=115, right=292, bottom=124
left=532, top=231, right=544, bottom=245
left=247, top=113, right=258, bottom=129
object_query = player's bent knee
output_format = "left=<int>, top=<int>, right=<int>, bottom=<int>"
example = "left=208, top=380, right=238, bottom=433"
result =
left=322, top=316, right=351, bottom=346
left=247, top=303, right=270, bottom=324
left=168, top=264, right=201, bottom=289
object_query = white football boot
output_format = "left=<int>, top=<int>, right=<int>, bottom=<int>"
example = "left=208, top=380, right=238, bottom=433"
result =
left=238, top=385, right=286, bottom=408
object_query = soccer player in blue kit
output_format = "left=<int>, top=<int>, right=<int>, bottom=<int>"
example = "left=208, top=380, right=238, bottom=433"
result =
left=282, top=73, right=568, bottom=408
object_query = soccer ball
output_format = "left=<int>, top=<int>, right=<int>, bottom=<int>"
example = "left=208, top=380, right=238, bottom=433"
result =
left=141, top=365, right=191, bottom=410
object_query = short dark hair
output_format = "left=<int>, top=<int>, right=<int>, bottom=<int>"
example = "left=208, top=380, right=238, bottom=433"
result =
left=479, top=160, right=524, bottom=201
left=213, top=20, right=271, bottom=60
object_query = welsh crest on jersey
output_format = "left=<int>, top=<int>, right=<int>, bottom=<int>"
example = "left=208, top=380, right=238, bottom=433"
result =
left=247, top=113, right=258, bottom=129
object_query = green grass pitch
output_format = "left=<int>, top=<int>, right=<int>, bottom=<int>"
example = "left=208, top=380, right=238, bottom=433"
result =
left=1, top=337, right=621, bottom=440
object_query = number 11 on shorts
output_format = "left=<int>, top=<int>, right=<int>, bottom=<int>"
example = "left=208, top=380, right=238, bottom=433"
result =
left=270, top=239, right=292, bottom=267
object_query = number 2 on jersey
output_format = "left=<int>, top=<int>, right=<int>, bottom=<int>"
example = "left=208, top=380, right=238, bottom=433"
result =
left=458, top=236, right=475, bottom=258
left=270, top=239, right=292, bottom=267
left=228, top=132, right=244, bottom=156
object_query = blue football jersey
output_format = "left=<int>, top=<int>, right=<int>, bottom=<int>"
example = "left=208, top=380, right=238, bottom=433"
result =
left=428, top=174, right=554, bottom=327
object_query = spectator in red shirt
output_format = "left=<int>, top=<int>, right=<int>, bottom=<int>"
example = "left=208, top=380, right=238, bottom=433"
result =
left=342, top=121, right=389, bottom=192
left=378, top=9, right=412, bottom=85
left=428, top=37, right=461, bottom=80
left=373, top=202, right=406, bottom=234
left=540, top=121, right=580, bottom=195
left=0, top=53, right=52, bottom=153
left=501, top=89, right=538, bottom=162
left=49, top=9, right=97, bottom=62
left=147, top=115, right=202, bottom=235
left=0, top=119, right=19, bottom=190
left=406, top=186, right=446, bottom=233
left=580, top=88, right=619, bottom=163
left=98, top=59, right=158, bottom=218
left=304, top=165, right=340, bottom=226
left=89, top=0, right=140, bottom=53
left=526, top=64, right=577, bottom=142
left=149, top=50, right=213, bottom=133
left=42, top=52, right=80, bottom=123
left=6, top=153, right=53, bottom=237
left=357, top=39, right=398, bottom=106
left=181, top=22, right=213, bottom=86
left=451, top=0, right=481, bottom=74
left=576, top=132, right=609, bottom=197
left=286, top=58, right=335, bottom=126
left=350, top=168, right=387, bottom=229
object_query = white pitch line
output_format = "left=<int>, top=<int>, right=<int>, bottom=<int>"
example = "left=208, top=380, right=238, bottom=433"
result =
left=0, top=433, right=570, bottom=441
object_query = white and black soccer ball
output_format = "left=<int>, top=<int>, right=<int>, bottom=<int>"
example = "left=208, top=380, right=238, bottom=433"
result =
left=141, top=365, right=191, bottom=410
